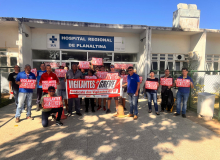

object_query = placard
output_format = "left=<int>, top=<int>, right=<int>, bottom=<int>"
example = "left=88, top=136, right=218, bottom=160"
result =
left=114, top=64, right=122, bottom=69
left=115, top=64, right=133, bottom=70
left=31, top=68, right=37, bottom=77
left=19, top=79, right=36, bottom=89
left=43, top=96, right=62, bottom=108
left=55, top=69, right=67, bottom=77
left=66, top=79, right=122, bottom=98
left=85, top=76, right=97, bottom=79
left=106, top=73, right=119, bottom=79
left=45, top=62, right=66, bottom=68
left=145, top=81, right=158, bottom=90
left=92, top=58, right=103, bottom=65
left=139, top=77, right=143, bottom=82
left=96, top=71, right=108, bottom=79
left=79, top=61, right=90, bottom=69
left=160, top=78, right=173, bottom=86
left=121, top=75, right=128, bottom=83
left=42, top=80, right=57, bottom=90
left=176, top=79, right=190, bottom=87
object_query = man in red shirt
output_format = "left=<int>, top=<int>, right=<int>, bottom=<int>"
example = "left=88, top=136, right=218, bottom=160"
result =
left=39, top=65, right=59, bottom=94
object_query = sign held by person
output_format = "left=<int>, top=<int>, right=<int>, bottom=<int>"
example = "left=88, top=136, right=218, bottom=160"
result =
left=121, top=75, right=128, bottom=83
left=19, top=79, right=36, bottom=89
left=106, top=73, right=119, bottom=79
left=92, top=58, right=103, bottom=65
left=43, top=96, right=62, bottom=108
left=160, top=78, right=173, bottom=86
left=55, top=69, right=67, bottom=77
left=176, top=79, right=190, bottom=87
left=85, top=76, right=97, bottom=79
left=31, top=68, right=37, bottom=77
left=66, top=79, right=122, bottom=98
left=96, top=71, right=108, bottom=79
left=42, top=80, right=57, bottom=90
left=145, top=81, right=158, bottom=90
left=79, top=61, right=90, bottom=69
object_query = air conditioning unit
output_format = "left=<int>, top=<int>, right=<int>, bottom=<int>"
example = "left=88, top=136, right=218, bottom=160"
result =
left=175, top=54, right=185, bottom=61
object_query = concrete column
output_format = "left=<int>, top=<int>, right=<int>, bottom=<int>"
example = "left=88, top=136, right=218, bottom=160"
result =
left=18, top=21, right=23, bottom=68
left=145, top=27, right=152, bottom=80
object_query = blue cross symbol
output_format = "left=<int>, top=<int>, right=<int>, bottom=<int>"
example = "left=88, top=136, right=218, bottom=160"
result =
left=49, top=36, right=57, bottom=43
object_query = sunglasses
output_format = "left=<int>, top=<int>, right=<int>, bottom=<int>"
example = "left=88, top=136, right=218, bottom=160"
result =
left=48, top=90, right=55, bottom=92
left=110, top=66, right=114, bottom=68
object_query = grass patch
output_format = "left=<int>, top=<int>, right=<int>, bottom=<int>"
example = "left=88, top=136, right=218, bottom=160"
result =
left=0, top=98, right=14, bottom=108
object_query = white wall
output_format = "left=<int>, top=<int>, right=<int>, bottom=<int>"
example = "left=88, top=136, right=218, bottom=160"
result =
left=206, top=36, right=220, bottom=55
left=0, top=21, right=18, bottom=49
left=31, top=28, right=140, bottom=53
left=151, top=34, right=190, bottom=54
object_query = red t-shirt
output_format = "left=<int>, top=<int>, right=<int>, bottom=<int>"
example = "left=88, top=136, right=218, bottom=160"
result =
left=39, top=72, right=59, bottom=93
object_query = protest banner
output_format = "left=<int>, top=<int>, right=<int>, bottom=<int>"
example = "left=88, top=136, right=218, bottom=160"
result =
left=121, top=75, right=128, bottom=83
left=45, top=62, right=65, bottom=68
left=31, top=68, right=37, bottom=77
left=160, top=78, right=173, bottom=86
left=96, top=71, right=108, bottom=79
left=176, top=79, right=190, bottom=87
left=66, top=79, right=122, bottom=98
left=106, top=73, right=119, bottom=79
left=139, top=77, right=143, bottom=82
left=43, top=96, right=62, bottom=109
left=79, top=61, right=90, bottom=69
left=55, top=69, right=67, bottom=77
left=92, top=58, right=103, bottom=65
left=42, top=80, right=57, bottom=90
left=145, top=81, right=158, bottom=90
left=85, top=76, right=97, bottom=79
left=19, top=79, right=36, bottom=89
left=121, top=64, right=133, bottom=70
left=114, top=64, right=122, bottom=69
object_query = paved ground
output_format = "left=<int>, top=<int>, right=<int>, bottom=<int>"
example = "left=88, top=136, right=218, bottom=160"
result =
left=0, top=96, right=220, bottom=160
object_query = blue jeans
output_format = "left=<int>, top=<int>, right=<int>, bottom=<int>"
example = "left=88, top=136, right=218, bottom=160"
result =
left=128, top=93, right=138, bottom=115
left=13, top=90, right=25, bottom=109
left=68, top=98, right=81, bottom=114
left=176, top=91, right=189, bottom=114
left=146, top=91, right=158, bottom=112
left=15, top=92, right=33, bottom=118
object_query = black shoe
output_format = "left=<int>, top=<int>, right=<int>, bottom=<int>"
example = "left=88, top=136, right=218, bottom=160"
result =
left=124, top=107, right=127, bottom=111
left=174, top=113, right=180, bottom=116
left=56, top=121, right=63, bottom=126
left=76, top=113, right=82, bottom=116
left=182, top=114, right=186, bottom=118
left=36, top=104, right=40, bottom=111
left=156, top=112, right=160, bottom=115
left=92, top=109, right=95, bottom=112
left=148, top=110, right=152, bottom=113
left=85, top=109, right=88, bottom=113
left=106, top=109, right=111, bottom=114
left=51, top=115, right=56, bottom=121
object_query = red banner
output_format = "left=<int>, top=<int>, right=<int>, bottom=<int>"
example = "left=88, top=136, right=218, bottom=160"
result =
left=176, top=79, right=190, bottom=87
left=79, top=61, right=90, bottom=69
left=19, top=79, right=36, bottom=89
left=42, top=80, right=57, bottom=90
left=160, top=78, right=173, bottom=86
left=85, top=76, right=97, bottom=79
left=96, top=71, right=108, bottom=79
left=45, top=62, right=65, bottom=68
left=121, top=75, right=128, bottom=83
left=145, top=81, right=158, bottom=90
left=115, top=64, right=133, bottom=70
left=43, top=96, right=62, bottom=108
left=55, top=69, right=67, bottom=77
left=114, top=64, right=122, bottom=69
left=92, top=58, right=103, bottom=65
left=31, top=68, right=37, bottom=77
left=106, top=73, right=119, bottom=79
left=139, top=77, right=143, bottom=82
left=66, top=79, right=122, bottom=98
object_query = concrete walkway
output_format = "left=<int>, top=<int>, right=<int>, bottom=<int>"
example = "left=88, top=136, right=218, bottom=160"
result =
left=0, top=97, right=220, bottom=160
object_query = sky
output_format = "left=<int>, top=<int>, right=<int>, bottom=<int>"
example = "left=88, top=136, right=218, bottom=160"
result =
left=1, top=0, right=220, bottom=29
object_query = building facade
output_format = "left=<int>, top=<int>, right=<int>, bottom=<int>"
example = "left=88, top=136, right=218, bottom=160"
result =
left=0, top=3, right=220, bottom=92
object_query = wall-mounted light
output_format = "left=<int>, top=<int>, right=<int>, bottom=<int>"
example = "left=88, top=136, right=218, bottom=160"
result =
left=22, top=31, right=29, bottom=37
left=140, top=37, right=146, bottom=42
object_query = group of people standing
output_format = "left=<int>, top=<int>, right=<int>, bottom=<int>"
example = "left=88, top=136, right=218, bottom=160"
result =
left=8, top=62, right=193, bottom=127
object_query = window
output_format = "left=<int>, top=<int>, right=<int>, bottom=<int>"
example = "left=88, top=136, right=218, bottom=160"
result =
left=168, top=62, right=173, bottom=70
left=152, top=62, right=158, bottom=70
left=32, top=50, right=60, bottom=60
left=62, top=51, right=87, bottom=61
left=205, top=55, right=220, bottom=74
left=114, top=53, right=137, bottom=62
left=10, top=57, right=17, bottom=66
left=176, top=62, right=180, bottom=71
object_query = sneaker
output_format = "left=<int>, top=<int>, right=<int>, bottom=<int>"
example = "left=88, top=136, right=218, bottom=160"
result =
left=15, top=117, right=20, bottom=123
left=148, top=110, right=152, bottom=113
left=26, top=116, right=34, bottom=120
left=76, top=113, right=82, bottom=116
left=22, top=110, right=27, bottom=113
left=97, top=106, right=102, bottom=111
left=127, top=114, right=134, bottom=117
left=103, top=106, right=106, bottom=111
left=156, top=112, right=160, bottom=115
left=182, top=114, right=186, bottom=118
left=56, top=121, right=63, bottom=126
left=124, top=107, right=127, bottom=111
left=36, top=104, right=40, bottom=111
left=67, top=113, right=72, bottom=117
left=106, top=109, right=111, bottom=114
left=51, top=115, right=56, bottom=121
left=134, top=115, right=138, bottom=120
left=174, top=113, right=180, bottom=116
